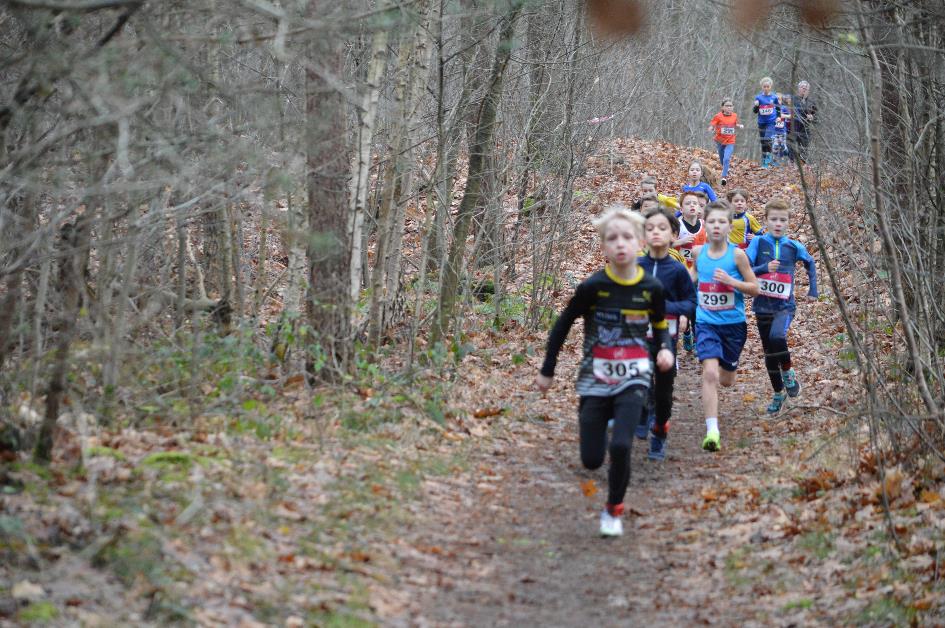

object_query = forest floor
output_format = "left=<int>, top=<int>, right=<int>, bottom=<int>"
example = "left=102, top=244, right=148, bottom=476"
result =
left=3, top=139, right=945, bottom=626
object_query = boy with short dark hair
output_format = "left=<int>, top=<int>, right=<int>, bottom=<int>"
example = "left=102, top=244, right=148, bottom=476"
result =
left=632, top=175, right=679, bottom=211
left=637, top=207, right=697, bottom=460
left=632, top=176, right=658, bottom=211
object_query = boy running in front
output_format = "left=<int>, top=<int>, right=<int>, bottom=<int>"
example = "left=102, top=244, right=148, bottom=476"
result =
left=637, top=207, right=697, bottom=460
left=537, top=206, right=674, bottom=536
left=745, top=198, right=818, bottom=413
left=692, top=201, right=760, bottom=451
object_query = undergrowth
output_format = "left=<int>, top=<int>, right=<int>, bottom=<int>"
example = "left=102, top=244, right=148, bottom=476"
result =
left=0, top=320, right=474, bottom=624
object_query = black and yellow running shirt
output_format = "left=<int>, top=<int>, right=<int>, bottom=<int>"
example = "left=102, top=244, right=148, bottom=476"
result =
left=540, top=266, right=672, bottom=396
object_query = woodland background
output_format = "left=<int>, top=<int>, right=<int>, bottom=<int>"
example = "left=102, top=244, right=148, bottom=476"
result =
left=2, top=0, right=945, bottom=624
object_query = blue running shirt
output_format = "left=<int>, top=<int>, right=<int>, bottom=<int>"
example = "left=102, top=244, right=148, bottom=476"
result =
left=696, top=243, right=746, bottom=325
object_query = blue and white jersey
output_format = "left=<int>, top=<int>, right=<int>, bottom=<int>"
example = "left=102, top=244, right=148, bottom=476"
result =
left=745, top=234, right=818, bottom=313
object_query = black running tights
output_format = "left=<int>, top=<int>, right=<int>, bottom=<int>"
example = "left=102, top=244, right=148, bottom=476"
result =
left=579, top=386, right=646, bottom=507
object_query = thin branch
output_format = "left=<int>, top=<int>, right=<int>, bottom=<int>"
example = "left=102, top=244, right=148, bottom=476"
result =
left=5, top=0, right=140, bottom=11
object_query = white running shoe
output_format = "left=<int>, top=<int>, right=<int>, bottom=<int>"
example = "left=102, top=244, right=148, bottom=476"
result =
left=599, top=510, right=623, bottom=537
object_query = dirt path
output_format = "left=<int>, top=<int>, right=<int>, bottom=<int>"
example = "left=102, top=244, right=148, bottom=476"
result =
left=401, top=345, right=795, bottom=626
left=391, top=149, right=842, bottom=625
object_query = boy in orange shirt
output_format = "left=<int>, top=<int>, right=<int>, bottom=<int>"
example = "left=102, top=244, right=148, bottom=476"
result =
left=708, top=98, right=744, bottom=187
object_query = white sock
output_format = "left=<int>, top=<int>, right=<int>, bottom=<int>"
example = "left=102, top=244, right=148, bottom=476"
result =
left=705, top=417, right=718, bottom=433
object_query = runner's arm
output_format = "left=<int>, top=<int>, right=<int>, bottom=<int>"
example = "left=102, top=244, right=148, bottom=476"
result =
left=647, top=283, right=672, bottom=351
left=665, top=266, right=697, bottom=320
left=708, top=249, right=759, bottom=296
left=796, top=241, right=819, bottom=298
left=748, top=213, right=765, bottom=234
left=744, top=237, right=769, bottom=275
left=539, top=282, right=592, bottom=377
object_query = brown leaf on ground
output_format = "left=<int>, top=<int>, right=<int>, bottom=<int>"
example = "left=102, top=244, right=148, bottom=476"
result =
left=796, top=470, right=837, bottom=500
left=473, top=407, right=503, bottom=419
left=273, top=502, right=304, bottom=521
left=701, top=488, right=719, bottom=502
left=876, top=467, right=905, bottom=501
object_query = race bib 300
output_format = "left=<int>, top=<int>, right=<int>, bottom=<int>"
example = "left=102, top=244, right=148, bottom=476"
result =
left=759, top=272, right=792, bottom=300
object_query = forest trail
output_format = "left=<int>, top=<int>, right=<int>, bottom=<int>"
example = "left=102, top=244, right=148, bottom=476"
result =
left=392, top=166, right=841, bottom=626
left=390, top=143, right=912, bottom=626
left=407, top=355, right=784, bottom=626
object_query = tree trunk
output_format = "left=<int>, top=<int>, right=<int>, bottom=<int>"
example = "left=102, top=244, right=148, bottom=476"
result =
left=35, top=218, right=91, bottom=463
left=305, top=12, right=351, bottom=374
left=368, top=1, right=433, bottom=345
left=432, top=3, right=521, bottom=344
left=347, top=13, right=391, bottom=315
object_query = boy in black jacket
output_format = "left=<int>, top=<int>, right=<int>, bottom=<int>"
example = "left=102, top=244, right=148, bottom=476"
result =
left=636, top=206, right=698, bottom=460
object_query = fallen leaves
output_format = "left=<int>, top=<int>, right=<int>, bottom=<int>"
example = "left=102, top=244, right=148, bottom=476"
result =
left=473, top=407, right=504, bottom=419
left=580, top=479, right=598, bottom=498
left=920, top=489, right=940, bottom=504
left=12, top=580, right=45, bottom=602
left=273, top=502, right=305, bottom=521
left=701, top=487, right=719, bottom=502
left=795, top=469, right=838, bottom=500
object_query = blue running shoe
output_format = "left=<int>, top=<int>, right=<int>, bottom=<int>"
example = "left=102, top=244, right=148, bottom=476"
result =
left=682, top=331, right=694, bottom=353
left=648, top=433, right=666, bottom=461
left=767, top=391, right=787, bottom=414
left=634, top=414, right=654, bottom=440
left=783, top=369, right=800, bottom=398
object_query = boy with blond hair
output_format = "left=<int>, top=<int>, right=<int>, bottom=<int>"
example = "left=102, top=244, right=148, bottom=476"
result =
left=537, top=205, right=674, bottom=536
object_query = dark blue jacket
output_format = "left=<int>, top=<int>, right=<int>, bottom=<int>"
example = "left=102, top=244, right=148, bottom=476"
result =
left=791, top=95, right=817, bottom=134
left=745, top=233, right=818, bottom=313
left=639, top=253, right=697, bottom=345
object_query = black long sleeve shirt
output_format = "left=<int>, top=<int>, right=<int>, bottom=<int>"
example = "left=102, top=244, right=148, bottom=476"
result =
left=540, top=266, right=672, bottom=396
